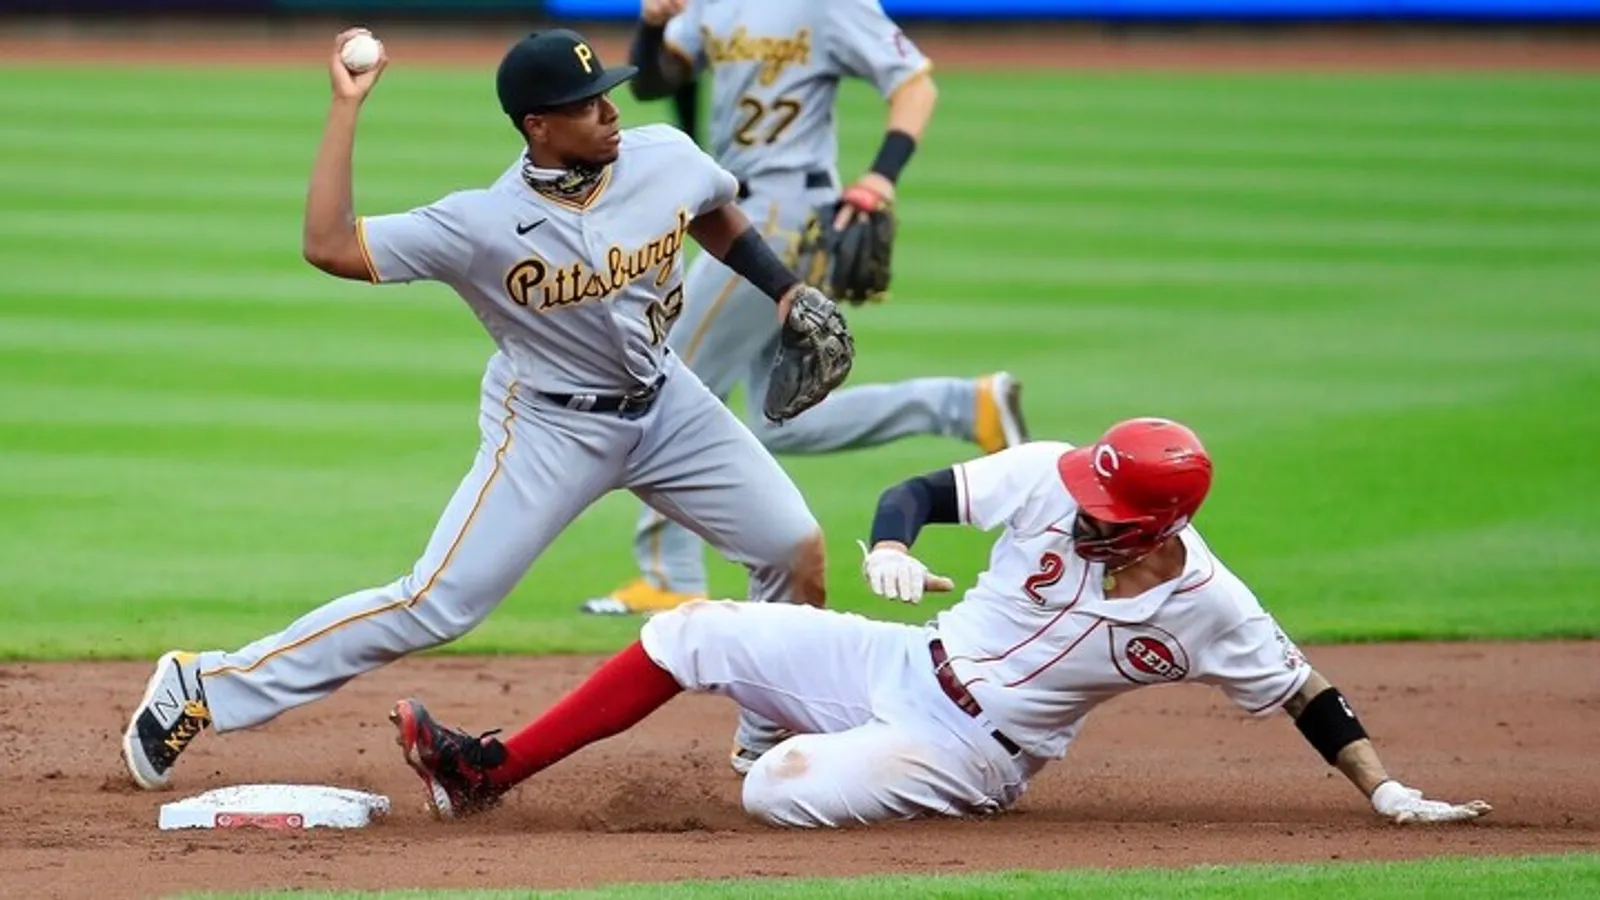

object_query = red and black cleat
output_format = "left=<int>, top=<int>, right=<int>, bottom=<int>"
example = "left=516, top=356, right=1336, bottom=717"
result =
left=389, top=698, right=509, bottom=819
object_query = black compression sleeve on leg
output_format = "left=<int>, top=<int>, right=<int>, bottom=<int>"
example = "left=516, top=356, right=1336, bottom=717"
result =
left=1294, top=686, right=1370, bottom=765
left=870, top=469, right=959, bottom=548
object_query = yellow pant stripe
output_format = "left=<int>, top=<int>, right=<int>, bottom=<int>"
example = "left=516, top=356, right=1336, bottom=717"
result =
left=202, top=386, right=520, bottom=679
left=354, top=218, right=381, bottom=284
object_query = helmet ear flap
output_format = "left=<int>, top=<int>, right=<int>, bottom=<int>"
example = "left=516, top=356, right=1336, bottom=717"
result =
left=1072, top=515, right=1162, bottom=564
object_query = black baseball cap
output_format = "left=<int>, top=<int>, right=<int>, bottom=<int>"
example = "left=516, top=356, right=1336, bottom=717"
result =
left=497, top=29, right=637, bottom=119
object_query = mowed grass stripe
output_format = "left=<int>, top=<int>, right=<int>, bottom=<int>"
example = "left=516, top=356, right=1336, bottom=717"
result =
left=0, top=291, right=457, bottom=331
left=14, top=99, right=1597, bottom=175
left=909, top=201, right=1600, bottom=251
left=14, top=66, right=1594, bottom=128
left=927, top=124, right=1600, bottom=171
left=0, top=384, right=469, bottom=431
left=11, top=198, right=1597, bottom=254
left=16, top=157, right=1590, bottom=214
left=184, top=853, right=1600, bottom=900
left=12, top=188, right=1590, bottom=268
left=0, top=346, right=483, bottom=404
left=939, top=72, right=1600, bottom=125
left=913, top=161, right=1600, bottom=209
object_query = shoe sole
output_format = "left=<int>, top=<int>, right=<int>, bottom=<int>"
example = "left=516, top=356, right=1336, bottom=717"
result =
left=578, top=597, right=632, bottom=617
left=120, top=650, right=188, bottom=791
left=729, top=729, right=797, bottom=778
left=992, top=373, right=1030, bottom=449
left=580, top=591, right=709, bottom=617
left=389, top=701, right=457, bottom=820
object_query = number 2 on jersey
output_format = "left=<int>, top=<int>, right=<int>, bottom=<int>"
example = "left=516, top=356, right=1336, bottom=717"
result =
left=1023, top=552, right=1067, bottom=604
left=733, top=95, right=803, bottom=147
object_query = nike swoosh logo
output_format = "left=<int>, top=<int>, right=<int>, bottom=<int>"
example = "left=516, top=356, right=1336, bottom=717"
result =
left=516, top=218, right=547, bottom=236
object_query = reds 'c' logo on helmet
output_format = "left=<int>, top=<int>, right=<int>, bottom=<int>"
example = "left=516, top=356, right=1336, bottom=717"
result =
left=1091, top=443, right=1120, bottom=479
left=1056, top=417, right=1214, bottom=562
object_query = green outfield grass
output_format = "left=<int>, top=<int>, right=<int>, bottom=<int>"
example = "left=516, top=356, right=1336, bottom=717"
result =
left=190, top=853, right=1600, bottom=899
left=1, top=65, right=1597, bottom=660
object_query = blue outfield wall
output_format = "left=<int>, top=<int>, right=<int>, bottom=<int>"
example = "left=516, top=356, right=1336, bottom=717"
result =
left=6, top=0, right=1599, bottom=20
left=548, top=0, right=1600, bottom=20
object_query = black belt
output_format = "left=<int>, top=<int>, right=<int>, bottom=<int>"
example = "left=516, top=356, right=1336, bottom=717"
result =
left=737, top=169, right=834, bottom=200
left=930, top=639, right=1023, bottom=757
left=539, top=374, right=666, bottom=418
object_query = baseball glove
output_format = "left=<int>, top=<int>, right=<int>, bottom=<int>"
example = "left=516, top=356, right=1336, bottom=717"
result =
left=763, top=286, right=855, bottom=424
left=792, top=189, right=896, bottom=305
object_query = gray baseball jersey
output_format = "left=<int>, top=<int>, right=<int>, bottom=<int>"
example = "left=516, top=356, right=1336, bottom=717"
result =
left=192, top=124, right=823, bottom=737
left=665, top=0, right=931, bottom=183
left=359, top=124, right=738, bottom=394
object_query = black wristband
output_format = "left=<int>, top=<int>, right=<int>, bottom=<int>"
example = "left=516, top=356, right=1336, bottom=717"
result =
left=721, top=226, right=800, bottom=303
left=869, top=130, right=917, bottom=183
left=870, top=470, right=959, bottom=547
left=1294, top=686, right=1369, bottom=765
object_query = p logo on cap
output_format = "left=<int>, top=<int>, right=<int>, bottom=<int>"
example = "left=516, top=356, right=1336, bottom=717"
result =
left=496, top=29, right=638, bottom=119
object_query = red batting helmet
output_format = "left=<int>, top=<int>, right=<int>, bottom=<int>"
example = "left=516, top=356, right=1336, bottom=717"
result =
left=1056, top=417, right=1214, bottom=562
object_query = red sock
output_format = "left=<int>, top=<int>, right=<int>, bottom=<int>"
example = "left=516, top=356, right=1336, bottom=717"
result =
left=488, top=640, right=682, bottom=787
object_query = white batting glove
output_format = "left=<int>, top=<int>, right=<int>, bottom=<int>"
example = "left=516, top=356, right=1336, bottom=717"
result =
left=1370, top=780, right=1492, bottom=825
left=856, top=540, right=954, bottom=604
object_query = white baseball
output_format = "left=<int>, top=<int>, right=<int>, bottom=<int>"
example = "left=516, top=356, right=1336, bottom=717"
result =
left=340, top=33, right=383, bottom=74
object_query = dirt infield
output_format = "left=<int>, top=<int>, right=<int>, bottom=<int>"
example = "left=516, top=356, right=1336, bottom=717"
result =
left=2, top=642, right=1596, bottom=899
left=1, top=24, right=1598, bottom=70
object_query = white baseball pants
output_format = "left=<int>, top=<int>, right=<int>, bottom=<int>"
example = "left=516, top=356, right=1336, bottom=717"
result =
left=641, top=600, right=1034, bottom=828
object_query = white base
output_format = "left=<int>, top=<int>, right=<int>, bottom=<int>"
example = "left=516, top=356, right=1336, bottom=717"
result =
left=158, top=784, right=390, bottom=831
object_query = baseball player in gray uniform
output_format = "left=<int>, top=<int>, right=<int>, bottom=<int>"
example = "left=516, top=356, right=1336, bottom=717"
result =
left=121, top=27, right=853, bottom=791
left=580, top=0, right=1030, bottom=620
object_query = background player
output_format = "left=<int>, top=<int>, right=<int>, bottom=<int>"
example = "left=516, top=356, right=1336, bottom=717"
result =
left=389, top=417, right=1492, bottom=828
left=120, top=27, right=855, bottom=791
left=670, top=77, right=701, bottom=145
left=581, top=0, right=1030, bottom=618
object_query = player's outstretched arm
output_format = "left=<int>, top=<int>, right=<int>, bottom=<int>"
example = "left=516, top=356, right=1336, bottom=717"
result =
left=837, top=71, right=939, bottom=229
left=1283, top=668, right=1492, bottom=825
left=856, top=470, right=960, bottom=604
left=629, top=0, right=693, bottom=101
left=884, top=70, right=939, bottom=145
left=303, top=29, right=388, bottom=281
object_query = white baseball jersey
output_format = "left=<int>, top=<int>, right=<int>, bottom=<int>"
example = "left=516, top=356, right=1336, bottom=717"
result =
left=936, top=441, right=1313, bottom=760
left=357, top=125, right=738, bottom=395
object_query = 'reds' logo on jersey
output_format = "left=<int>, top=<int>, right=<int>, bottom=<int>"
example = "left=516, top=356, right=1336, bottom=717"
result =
left=1125, top=638, right=1187, bottom=681
left=1108, top=624, right=1190, bottom=685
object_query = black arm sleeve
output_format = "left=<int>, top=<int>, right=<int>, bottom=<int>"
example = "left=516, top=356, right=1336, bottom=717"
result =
left=870, top=469, right=960, bottom=548
left=628, top=24, right=681, bottom=102
left=672, top=78, right=701, bottom=145
left=1294, top=686, right=1371, bottom=765
left=720, top=226, right=801, bottom=303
